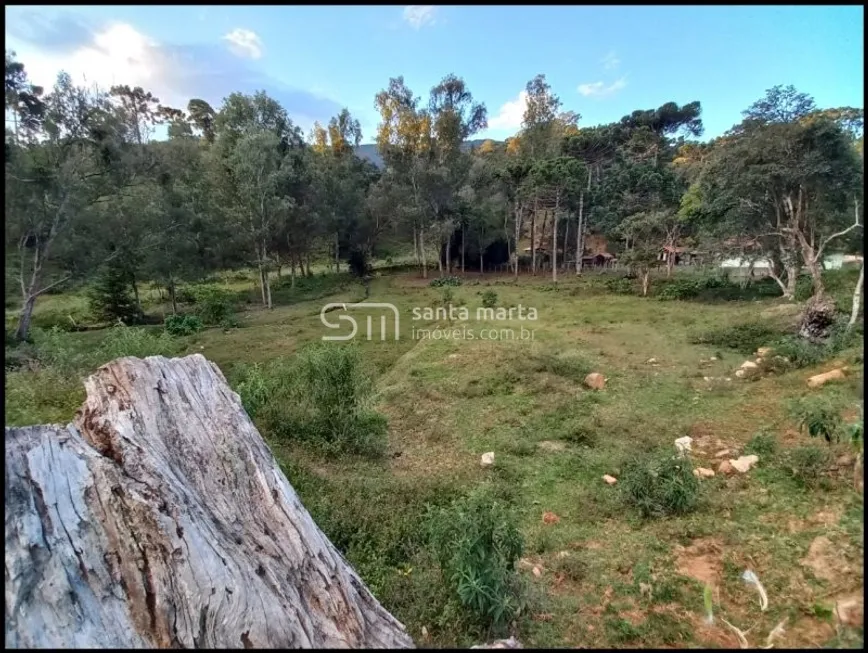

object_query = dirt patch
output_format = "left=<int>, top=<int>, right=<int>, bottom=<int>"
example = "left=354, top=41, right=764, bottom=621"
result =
left=674, top=537, right=723, bottom=587
left=800, top=536, right=852, bottom=582
left=538, top=440, right=567, bottom=453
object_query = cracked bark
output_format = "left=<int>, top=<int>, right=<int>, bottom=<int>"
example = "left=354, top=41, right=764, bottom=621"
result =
left=5, top=354, right=414, bottom=649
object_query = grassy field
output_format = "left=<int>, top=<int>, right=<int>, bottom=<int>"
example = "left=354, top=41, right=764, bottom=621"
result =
left=5, top=267, right=864, bottom=648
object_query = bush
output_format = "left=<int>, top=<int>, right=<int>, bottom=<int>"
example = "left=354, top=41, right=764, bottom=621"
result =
left=605, top=277, right=636, bottom=295
left=189, top=285, right=238, bottom=327
left=87, top=260, right=142, bottom=325
left=441, top=287, right=455, bottom=305
left=789, top=396, right=845, bottom=443
left=655, top=275, right=727, bottom=301
left=430, top=276, right=462, bottom=288
left=787, top=445, right=832, bottom=488
left=688, top=322, right=781, bottom=355
left=236, top=345, right=388, bottom=457
left=427, top=485, right=525, bottom=633
left=744, top=431, right=778, bottom=457
left=480, top=289, right=498, bottom=309
left=164, top=314, right=204, bottom=337
left=621, top=450, right=701, bottom=518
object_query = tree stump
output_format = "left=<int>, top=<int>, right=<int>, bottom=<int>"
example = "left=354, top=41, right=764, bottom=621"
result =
left=5, top=354, right=415, bottom=649
left=798, top=295, right=838, bottom=342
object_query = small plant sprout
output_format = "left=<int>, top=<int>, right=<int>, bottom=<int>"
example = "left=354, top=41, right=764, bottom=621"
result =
left=703, top=584, right=714, bottom=625
left=741, top=569, right=768, bottom=612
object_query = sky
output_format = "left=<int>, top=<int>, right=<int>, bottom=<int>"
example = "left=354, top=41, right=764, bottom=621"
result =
left=4, top=5, right=864, bottom=144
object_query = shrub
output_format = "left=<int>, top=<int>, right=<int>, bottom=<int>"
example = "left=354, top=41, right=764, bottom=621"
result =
left=164, top=314, right=204, bottom=337
left=190, top=285, right=238, bottom=327
left=441, top=287, right=455, bottom=306
left=621, top=450, right=701, bottom=518
left=241, top=345, right=388, bottom=457
left=480, top=289, right=498, bottom=309
left=744, top=431, right=778, bottom=457
left=605, top=277, right=635, bottom=295
left=688, top=322, right=781, bottom=355
left=95, top=325, right=179, bottom=363
left=430, top=276, right=462, bottom=288
left=789, top=396, right=845, bottom=443
left=427, top=485, right=525, bottom=633
left=787, top=445, right=832, bottom=488
left=87, top=259, right=142, bottom=325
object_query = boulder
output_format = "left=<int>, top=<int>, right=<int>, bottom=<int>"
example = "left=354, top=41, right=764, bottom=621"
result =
left=472, top=636, right=523, bottom=649
left=730, top=454, right=759, bottom=473
left=693, top=467, right=715, bottom=479
left=835, top=593, right=864, bottom=628
left=718, top=460, right=735, bottom=475
left=674, top=436, right=693, bottom=457
left=584, top=372, right=606, bottom=390
left=714, top=449, right=731, bottom=459
left=740, top=360, right=759, bottom=370
left=807, top=368, right=846, bottom=389
left=799, top=295, right=838, bottom=342
left=481, top=451, right=495, bottom=467
left=602, top=475, right=618, bottom=485
left=735, top=369, right=746, bottom=379
left=542, top=511, right=561, bottom=524
left=756, top=347, right=773, bottom=357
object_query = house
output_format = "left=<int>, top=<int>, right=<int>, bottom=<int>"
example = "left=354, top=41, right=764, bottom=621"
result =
left=582, top=252, right=616, bottom=268
left=659, top=245, right=702, bottom=267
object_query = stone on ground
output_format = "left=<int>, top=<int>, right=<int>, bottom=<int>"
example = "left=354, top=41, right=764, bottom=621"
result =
left=481, top=451, right=495, bottom=467
left=584, top=372, right=606, bottom=390
left=807, top=368, right=846, bottom=389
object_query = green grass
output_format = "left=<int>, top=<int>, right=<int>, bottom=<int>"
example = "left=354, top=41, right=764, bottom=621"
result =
left=4, top=268, right=864, bottom=648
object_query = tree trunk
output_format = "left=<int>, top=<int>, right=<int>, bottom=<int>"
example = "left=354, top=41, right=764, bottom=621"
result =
left=847, top=259, right=864, bottom=331
left=461, top=229, right=465, bottom=275
left=258, top=264, right=268, bottom=307
left=445, top=232, right=452, bottom=275
left=531, top=201, right=537, bottom=275
left=419, top=224, right=428, bottom=279
left=412, top=225, right=419, bottom=268
left=576, top=192, right=584, bottom=276
left=4, top=355, right=415, bottom=649
left=641, top=270, right=651, bottom=297
left=305, top=254, right=312, bottom=278
left=562, top=218, right=570, bottom=273
left=784, top=262, right=800, bottom=300
left=552, top=201, right=559, bottom=283
left=131, top=277, right=142, bottom=315
left=291, top=255, right=297, bottom=289
left=265, top=272, right=273, bottom=310
left=14, top=294, right=36, bottom=341
left=334, top=232, right=340, bottom=274
left=169, top=281, right=178, bottom=315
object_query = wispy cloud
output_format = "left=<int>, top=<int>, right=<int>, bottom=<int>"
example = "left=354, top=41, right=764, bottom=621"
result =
left=222, top=28, right=263, bottom=60
left=487, top=90, right=528, bottom=130
left=5, top=12, right=340, bottom=127
left=402, top=6, right=437, bottom=29
left=577, top=77, right=627, bottom=98
left=601, top=50, right=620, bottom=70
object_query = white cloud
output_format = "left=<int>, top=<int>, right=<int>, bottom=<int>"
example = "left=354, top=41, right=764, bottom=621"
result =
left=577, top=77, right=627, bottom=98
left=222, top=28, right=263, bottom=60
left=403, top=6, right=437, bottom=29
left=487, top=90, right=529, bottom=131
left=601, top=50, right=620, bottom=70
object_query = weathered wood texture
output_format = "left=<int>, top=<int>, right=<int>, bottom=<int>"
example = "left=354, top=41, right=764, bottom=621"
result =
left=5, top=354, right=414, bottom=648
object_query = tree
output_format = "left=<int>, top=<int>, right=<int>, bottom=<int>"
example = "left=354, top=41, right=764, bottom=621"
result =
left=187, top=98, right=217, bottom=143
left=5, top=67, right=126, bottom=341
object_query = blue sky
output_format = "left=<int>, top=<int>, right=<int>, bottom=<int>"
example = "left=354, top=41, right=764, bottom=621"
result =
left=5, top=5, right=864, bottom=143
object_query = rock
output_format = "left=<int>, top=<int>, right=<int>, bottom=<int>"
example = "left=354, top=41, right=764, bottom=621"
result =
left=674, top=436, right=693, bottom=457
left=693, top=467, right=715, bottom=479
left=718, top=460, right=735, bottom=475
left=730, top=454, right=759, bottom=473
left=584, top=372, right=606, bottom=390
left=714, top=449, right=731, bottom=459
left=532, top=566, right=542, bottom=577
left=542, top=511, right=561, bottom=524
left=710, top=356, right=718, bottom=361
left=734, top=369, right=746, bottom=379
left=725, top=377, right=732, bottom=382
left=481, top=451, right=495, bottom=467
left=740, top=360, right=759, bottom=370
left=807, top=368, right=846, bottom=389
left=646, top=357, right=658, bottom=364
left=799, top=295, right=838, bottom=342
left=835, top=593, right=864, bottom=628
left=421, top=626, right=429, bottom=640
left=602, top=474, right=617, bottom=485
left=757, top=347, right=773, bottom=357
left=703, top=376, right=713, bottom=382
left=471, top=636, right=523, bottom=649
left=755, top=358, right=764, bottom=364
left=556, top=550, right=571, bottom=559
left=837, top=454, right=854, bottom=467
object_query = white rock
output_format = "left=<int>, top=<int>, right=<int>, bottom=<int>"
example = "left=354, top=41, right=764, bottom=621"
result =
left=755, top=358, right=764, bottom=364
left=735, top=369, right=746, bottom=379
left=756, top=347, right=773, bottom=357
left=602, top=474, right=617, bottom=485
left=703, top=376, right=713, bottom=382
left=481, top=452, right=495, bottom=467
left=693, top=467, right=715, bottom=479
left=646, top=357, right=658, bottom=364
left=730, top=454, right=759, bottom=473
left=710, top=356, right=718, bottom=361
left=740, top=361, right=759, bottom=370
left=674, top=436, right=693, bottom=457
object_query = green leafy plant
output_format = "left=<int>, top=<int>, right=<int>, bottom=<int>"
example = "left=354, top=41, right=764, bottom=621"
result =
left=189, top=285, right=238, bottom=327
left=164, top=313, right=204, bottom=336
left=430, top=276, right=462, bottom=288
left=789, top=396, right=844, bottom=443
left=787, top=445, right=832, bottom=488
left=480, top=289, right=498, bottom=308
left=687, top=321, right=780, bottom=355
left=441, top=287, right=455, bottom=306
left=621, top=449, right=701, bottom=518
left=87, top=259, right=142, bottom=325
left=427, top=485, right=525, bottom=634
left=605, top=277, right=635, bottom=295
left=744, top=430, right=778, bottom=456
